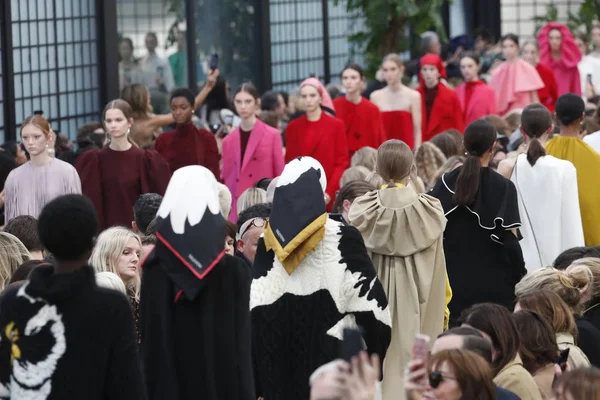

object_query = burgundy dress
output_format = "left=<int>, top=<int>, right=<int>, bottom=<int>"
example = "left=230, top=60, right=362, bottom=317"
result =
left=154, top=122, right=220, bottom=178
left=76, top=146, right=171, bottom=230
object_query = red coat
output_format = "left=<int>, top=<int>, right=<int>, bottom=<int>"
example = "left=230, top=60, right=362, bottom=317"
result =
left=333, top=97, right=385, bottom=155
left=285, top=112, right=349, bottom=208
left=455, top=81, right=497, bottom=126
left=418, top=84, right=465, bottom=142
left=536, top=63, right=559, bottom=112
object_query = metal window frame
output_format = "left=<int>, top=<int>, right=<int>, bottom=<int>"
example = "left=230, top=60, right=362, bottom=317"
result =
left=1, top=0, right=16, bottom=140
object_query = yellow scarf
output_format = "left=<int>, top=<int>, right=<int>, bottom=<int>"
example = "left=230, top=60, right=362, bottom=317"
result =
left=381, top=183, right=406, bottom=189
left=263, top=213, right=328, bottom=275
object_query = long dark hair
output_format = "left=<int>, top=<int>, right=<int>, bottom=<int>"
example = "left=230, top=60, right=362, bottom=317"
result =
left=459, top=303, right=520, bottom=376
left=521, top=104, right=551, bottom=166
left=453, top=120, right=496, bottom=205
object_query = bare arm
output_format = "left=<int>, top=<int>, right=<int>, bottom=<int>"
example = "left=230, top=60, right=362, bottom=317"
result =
left=411, top=91, right=422, bottom=147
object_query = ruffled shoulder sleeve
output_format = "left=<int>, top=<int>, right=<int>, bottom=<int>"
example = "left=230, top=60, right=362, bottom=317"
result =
left=75, top=150, right=104, bottom=227
left=432, top=167, right=520, bottom=233
left=141, top=150, right=172, bottom=195
left=349, top=188, right=446, bottom=256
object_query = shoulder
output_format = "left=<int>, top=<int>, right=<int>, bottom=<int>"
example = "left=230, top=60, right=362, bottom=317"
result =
left=52, top=158, right=79, bottom=173
left=323, top=113, right=345, bottom=128
left=369, top=88, right=384, bottom=100
left=333, top=97, right=346, bottom=108
left=286, top=116, right=306, bottom=130
left=155, top=130, right=174, bottom=143
left=497, top=157, right=517, bottom=179
left=75, top=148, right=102, bottom=170
left=361, top=98, right=381, bottom=112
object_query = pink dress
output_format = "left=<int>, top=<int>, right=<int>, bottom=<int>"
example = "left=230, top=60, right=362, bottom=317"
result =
left=489, top=59, right=545, bottom=116
left=537, top=22, right=582, bottom=97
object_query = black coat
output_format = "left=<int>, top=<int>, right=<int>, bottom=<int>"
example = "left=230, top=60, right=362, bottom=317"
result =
left=140, top=254, right=255, bottom=400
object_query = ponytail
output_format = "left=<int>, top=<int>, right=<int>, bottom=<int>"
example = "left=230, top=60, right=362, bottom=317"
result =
left=526, top=137, right=546, bottom=166
left=453, top=154, right=481, bottom=205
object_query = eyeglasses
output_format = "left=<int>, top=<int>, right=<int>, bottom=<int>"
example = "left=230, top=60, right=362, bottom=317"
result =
left=428, top=371, right=457, bottom=389
left=238, top=217, right=268, bottom=239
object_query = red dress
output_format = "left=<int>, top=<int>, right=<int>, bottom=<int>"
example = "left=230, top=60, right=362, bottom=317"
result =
left=155, top=122, right=220, bottom=178
left=333, top=97, right=386, bottom=155
left=455, top=81, right=497, bottom=126
left=76, top=146, right=171, bottom=230
left=381, top=111, right=414, bottom=148
left=285, top=113, right=349, bottom=209
left=536, top=63, right=559, bottom=112
left=418, top=84, right=465, bottom=142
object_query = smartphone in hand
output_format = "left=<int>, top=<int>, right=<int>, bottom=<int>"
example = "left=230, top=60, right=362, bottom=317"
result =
left=412, top=334, right=431, bottom=363
left=209, top=53, right=219, bottom=71
left=341, top=327, right=363, bottom=363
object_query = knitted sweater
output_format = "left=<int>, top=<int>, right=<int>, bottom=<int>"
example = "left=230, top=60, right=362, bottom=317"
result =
left=0, top=265, right=145, bottom=400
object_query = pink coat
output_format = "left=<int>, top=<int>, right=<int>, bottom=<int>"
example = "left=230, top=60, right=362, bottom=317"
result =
left=455, top=82, right=497, bottom=126
left=222, top=119, right=285, bottom=221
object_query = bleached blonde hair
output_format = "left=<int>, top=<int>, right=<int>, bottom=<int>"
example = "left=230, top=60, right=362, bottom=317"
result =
left=89, top=227, right=142, bottom=300
left=340, top=166, right=370, bottom=187
left=237, top=187, right=267, bottom=216
left=351, top=147, right=378, bottom=171
left=95, top=271, right=127, bottom=294
left=217, top=183, right=232, bottom=218
left=0, top=232, right=31, bottom=291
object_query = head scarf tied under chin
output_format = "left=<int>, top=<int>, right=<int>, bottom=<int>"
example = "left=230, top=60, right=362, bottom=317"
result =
left=537, top=22, right=582, bottom=69
left=300, top=78, right=335, bottom=112
left=419, top=53, right=447, bottom=88
left=263, top=157, right=328, bottom=275
left=149, top=165, right=226, bottom=301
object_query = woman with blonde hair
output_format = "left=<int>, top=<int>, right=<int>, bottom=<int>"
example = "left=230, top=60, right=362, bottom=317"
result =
left=350, top=146, right=377, bottom=171
left=339, top=166, right=370, bottom=187
left=566, top=257, right=600, bottom=331
left=515, top=267, right=600, bottom=367
left=414, top=142, right=447, bottom=190
left=89, top=227, right=142, bottom=342
left=349, top=139, right=449, bottom=398
left=236, top=187, right=267, bottom=217
left=0, top=232, right=31, bottom=291
left=515, top=290, right=590, bottom=370
left=76, top=99, right=171, bottom=230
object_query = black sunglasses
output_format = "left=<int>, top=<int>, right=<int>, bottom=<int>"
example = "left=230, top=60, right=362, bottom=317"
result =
left=428, top=371, right=457, bottom=389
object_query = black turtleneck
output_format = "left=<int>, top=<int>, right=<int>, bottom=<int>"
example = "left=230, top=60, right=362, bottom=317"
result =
left=0, top=265, right=145, bottom=399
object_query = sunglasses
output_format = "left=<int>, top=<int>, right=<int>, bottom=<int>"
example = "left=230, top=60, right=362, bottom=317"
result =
left=428, top=371, right=457, bottom=389
left=238, top=217, right=268, bottom=239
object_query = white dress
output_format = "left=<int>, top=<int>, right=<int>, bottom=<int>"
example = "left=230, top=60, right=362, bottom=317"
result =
left=510, top=154, right=584, bottom=271
left=584, top=130, right=600, bottom=153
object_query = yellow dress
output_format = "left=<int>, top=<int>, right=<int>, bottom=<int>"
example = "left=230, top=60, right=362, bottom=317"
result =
left=546, top=136, right=600, bottom=246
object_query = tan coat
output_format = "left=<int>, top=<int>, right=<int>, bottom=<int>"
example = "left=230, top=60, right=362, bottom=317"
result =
left=533, top=364, right=555, bottom=399
left=349, top=187, right=448, bottom=400
left=494, top=355, right=542, bottom=400
left=556, top=332, right=591, bottom=369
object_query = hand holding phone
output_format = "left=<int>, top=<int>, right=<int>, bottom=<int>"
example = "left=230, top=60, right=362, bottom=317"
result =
left=209, top=53, right=219, bottom=71
left=341, top=327, right=363, bottom=363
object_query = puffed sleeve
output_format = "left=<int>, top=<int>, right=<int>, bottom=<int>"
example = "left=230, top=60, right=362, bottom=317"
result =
left=141, top=150, right=172, bottom=195
left=75, top=150, right=105, bottom=228
left=3, top=170, right=17, bottom=223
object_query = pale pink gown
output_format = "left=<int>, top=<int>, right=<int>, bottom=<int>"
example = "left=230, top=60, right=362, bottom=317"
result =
left=489, top=59, right=545, bottom=116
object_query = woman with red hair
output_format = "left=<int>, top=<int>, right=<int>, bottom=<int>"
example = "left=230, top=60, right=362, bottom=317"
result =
left=285, top=78, right=349, bottom=209
left=417, top=54, right=464, bottom=142
left=537, top=22, right=582, bottom=97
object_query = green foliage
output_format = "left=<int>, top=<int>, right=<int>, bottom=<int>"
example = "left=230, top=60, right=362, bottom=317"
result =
left=335, top=0, right=448, bottom=78
left=164, top=0, right=185, bottom=49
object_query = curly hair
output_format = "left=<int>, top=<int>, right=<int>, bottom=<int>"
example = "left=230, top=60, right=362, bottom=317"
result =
left=414, top=142, right=447, bottom=190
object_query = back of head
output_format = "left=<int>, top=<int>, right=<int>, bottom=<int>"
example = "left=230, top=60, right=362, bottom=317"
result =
left=454, top=120, right=497, bottom=205
left=364, top=171, right=385, bottom=188
left=516, top=290, right=577, bottom=337
left=513, top=310, right=559, bottom=374
left=430, top=132, right=460, bottom=159
left=237, top=187, right=267, bottom=216
left=414, top=142, right=447, bottom=188
left=438, top=327, right=493, bottom=364
left=339, top=166, right=370, bottom=187
left=119, top=85, right=149, bottom=117
left=568, top=257, right=600, bottom=299
left=555, top=93, right=585, bottom=126
left=38, top=194, right=98, bottom=262
left=554, top=246, right=600, bottom=269
left=515, top=267, right=591, bottom=313
left=3, top=215, right=42, bottom=252
left=521, top=104, right=552, bottom=166
left=376, top=140, right=414, bottom=187
left=553, top=367, right=600, bottom=399
left=133, top=193, right=163, bottom=234
left=266, top=178, right=279, bottom=203
left=217, top=183, right=232, bottom=218
left=95, top=271, right=127, bottom=294
left=255, top=178, right=273, bottom=191
left=0, top=232, right=32, bottom=290
left=459, top=303, right=520, bottom=375
left=332, top=180, right=376, bottom=213
left=260, top=91, right=280, bottom=112
left=428, top=349, right=495, bottom=400
left=351, top=146, right=377, bottom=171
left=237, top=203, right=272, bottom=231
